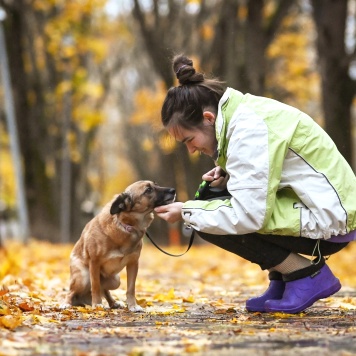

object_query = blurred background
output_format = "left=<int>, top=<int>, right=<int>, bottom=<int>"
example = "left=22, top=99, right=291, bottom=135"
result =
left=0, top=0, right=355, bottom=245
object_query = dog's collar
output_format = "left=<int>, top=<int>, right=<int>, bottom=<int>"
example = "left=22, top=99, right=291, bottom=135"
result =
left=120, top=222, right=135, bottom=233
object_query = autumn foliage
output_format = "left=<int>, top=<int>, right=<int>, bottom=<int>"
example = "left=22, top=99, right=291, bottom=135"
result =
left=1, top=239, right=356, bottom=354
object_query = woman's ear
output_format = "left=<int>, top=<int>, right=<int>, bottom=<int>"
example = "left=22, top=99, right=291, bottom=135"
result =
left=203, top=111, right=216, bottom=125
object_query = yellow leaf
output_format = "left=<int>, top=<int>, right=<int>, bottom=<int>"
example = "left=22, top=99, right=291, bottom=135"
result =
left=153, top=288, right=176, bottom=302
left=271, top=312, right=302, bottom=318
left=137, top=299, right=148, bottom=307
left=0, top=304, right=10, bottom=315
left=155, top=321, right=165, bottom=325
left=0, top=315, right=22, bottom=330
left=172, top=304, right=186, bottom=313
left=229, top=318, right=239, bottom=324
left=31, top=315, right=53, bottom=324
left=185, top=344, right=201, bottom=353
left=182, top=295, right=195, bottom=303
left=28, top=291, right=43, bottom=299
left=76, top=306, right=90, bottom=313
left=0, top=288, right=9, bottom=297
left=158, top=310, right=175, bottom=315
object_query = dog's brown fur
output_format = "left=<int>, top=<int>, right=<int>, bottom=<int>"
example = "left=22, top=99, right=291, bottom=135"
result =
left=61, top=181, right=175, bottom=312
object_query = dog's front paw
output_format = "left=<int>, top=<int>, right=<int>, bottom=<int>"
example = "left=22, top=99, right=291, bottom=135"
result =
left=128, top=304, right=144, bottom=313
left=110, top=301, right=126, bottom=309
left=92, top=303, right=105, bottom=309
left=59, top=303, right=72, bottom=310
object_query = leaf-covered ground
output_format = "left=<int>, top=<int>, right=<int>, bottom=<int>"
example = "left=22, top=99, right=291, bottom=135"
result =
left=1, top=238, right=356, bottom=355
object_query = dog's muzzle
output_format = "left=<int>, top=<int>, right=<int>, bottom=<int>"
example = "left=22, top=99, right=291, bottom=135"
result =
left=155, top=187, right=176, bottom=206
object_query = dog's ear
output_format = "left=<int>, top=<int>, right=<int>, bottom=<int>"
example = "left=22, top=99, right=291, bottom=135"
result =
left=110, top=193, right=132, bottom=215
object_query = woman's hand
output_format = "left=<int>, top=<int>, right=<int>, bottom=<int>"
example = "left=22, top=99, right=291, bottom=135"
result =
left=154, top=202, right=184, bottom=223
left=202, top=166, right=229, bottom=188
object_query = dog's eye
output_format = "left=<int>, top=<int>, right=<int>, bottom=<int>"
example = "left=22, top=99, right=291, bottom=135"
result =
left=145, top=186, right=153, bottom=194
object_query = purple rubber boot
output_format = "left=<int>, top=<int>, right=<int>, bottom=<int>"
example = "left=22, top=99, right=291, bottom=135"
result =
left=246, top=272, right=285, bottom=312
left=264, top=264, right=341, bottom=314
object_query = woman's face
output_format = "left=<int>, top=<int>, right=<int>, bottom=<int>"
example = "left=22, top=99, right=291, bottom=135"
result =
left=168, top=113, right=218, bottom=157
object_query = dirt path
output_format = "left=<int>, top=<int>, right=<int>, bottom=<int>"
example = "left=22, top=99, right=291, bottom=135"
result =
left=1, top=241, right=356, bottom=355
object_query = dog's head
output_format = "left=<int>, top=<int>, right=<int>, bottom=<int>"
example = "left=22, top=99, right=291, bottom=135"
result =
left=110, top=180, right=176, bottom=215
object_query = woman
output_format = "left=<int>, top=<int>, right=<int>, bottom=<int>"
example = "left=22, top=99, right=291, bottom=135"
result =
left=154, top=54, right=356, bottom=313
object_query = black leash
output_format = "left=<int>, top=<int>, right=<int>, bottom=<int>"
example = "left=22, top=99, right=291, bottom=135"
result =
left=145, top=228, right=196, bottom=257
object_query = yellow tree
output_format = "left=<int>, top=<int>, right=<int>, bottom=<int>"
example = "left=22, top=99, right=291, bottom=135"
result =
left=266, top=4, right=320, bottom=115
left=0, top=0, right=126, bottom=241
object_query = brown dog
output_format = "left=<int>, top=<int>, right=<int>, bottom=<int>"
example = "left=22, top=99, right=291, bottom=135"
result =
left=60, top=181, right=175, bottom=312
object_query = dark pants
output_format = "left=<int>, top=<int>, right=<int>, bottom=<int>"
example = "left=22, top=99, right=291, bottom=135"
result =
left=197, top=232, right=348, bottom=271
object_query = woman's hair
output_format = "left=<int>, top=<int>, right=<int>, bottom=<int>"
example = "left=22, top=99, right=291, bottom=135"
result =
left=161, top=54, right=226, bottom=130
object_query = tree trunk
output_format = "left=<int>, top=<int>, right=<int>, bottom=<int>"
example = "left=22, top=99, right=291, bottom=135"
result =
left=1, top=1, right=98, bottom=241
left=2, top=2, right=59, bottom=240
left=311, top=0, right=355, bottom=167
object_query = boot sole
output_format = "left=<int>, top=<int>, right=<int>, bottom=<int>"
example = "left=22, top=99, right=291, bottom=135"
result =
left=265, top=280, right=341, bottom=314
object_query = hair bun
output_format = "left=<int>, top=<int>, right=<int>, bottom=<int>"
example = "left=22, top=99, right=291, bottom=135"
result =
left=173, top=55, right=204, bottom=85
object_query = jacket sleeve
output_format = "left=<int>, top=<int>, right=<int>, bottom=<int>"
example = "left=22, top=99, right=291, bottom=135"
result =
left=182, top=105, right=286, bottom=235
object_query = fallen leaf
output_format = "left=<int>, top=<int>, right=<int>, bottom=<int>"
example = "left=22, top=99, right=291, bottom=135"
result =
left=18, top=302, right=35, bottom=312
left=182, top=295, right=195, bottom=303
left=0, top=314, right=22, bottom=330
left=153, top=288, right=176, bottom=302
left=0, top=288, right=9, bottom=297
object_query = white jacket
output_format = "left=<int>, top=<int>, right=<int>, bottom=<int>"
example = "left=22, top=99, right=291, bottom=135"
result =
left=182, top=88, right=356, bottom=240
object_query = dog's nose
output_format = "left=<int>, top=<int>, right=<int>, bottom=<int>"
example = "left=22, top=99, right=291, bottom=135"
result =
left=169, top=188, right=176, bottom=194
